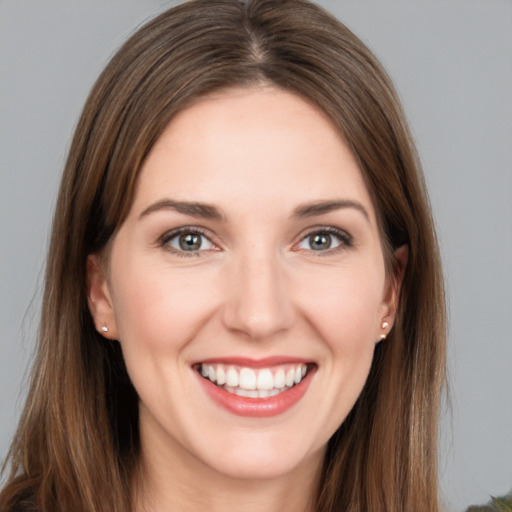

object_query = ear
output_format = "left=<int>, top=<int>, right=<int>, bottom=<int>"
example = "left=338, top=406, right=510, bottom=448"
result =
left=86, top=254, right=118, bottom=339
left=378, top=244, right=408, bottom=341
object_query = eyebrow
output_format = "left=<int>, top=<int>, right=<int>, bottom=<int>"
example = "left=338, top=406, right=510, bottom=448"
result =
left=139, top=198, right=370, bottom=223
left=139, top=199, right=225, bottom=221
left=292, top=200, right=370, bottom=222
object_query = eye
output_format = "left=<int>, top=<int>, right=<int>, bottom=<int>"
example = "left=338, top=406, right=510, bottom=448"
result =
left=296, top=227, right=352, bottom=253
left=160, top=228, right=217, bottom=255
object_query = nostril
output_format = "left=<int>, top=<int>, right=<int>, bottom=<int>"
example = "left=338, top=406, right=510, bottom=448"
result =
left=221, top=290, right=295, bottom=340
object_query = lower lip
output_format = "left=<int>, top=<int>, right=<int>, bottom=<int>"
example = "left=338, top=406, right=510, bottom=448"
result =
left=197, top=368, right=315, bottom=418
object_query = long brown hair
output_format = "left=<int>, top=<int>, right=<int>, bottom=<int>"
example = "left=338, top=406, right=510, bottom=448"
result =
left=0, top=1, right=446, bottom=510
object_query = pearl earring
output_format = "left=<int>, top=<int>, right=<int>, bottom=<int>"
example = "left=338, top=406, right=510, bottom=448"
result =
left=101, top=323, right=109, bottom=333
left=379, top=321, right=389, bottom=340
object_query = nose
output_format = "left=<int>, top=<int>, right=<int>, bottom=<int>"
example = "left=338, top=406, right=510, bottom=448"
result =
left=221, top=249, right=295, bottom=341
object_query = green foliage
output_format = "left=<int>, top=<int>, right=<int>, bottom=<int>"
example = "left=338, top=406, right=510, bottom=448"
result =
left=465, top=492, right=512, bottom=512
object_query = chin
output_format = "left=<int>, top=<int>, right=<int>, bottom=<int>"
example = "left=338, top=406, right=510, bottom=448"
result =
left=190, top=428, right=326, bottom=482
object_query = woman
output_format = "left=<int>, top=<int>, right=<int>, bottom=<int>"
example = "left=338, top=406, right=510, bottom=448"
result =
left=0, top=0, right=446, bottom=511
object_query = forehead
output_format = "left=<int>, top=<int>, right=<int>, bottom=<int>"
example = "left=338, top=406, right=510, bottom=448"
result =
left=130, top=87, right=376, bottom=222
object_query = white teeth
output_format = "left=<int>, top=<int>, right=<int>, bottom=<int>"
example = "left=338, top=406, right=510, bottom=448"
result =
left=274, top=368, right=285, bottom=389
left=234, top=388, right=259, bottom=398
left=285, top=368, right=295, bottom=387
left=256, top=369, right=274, bottom=390
left=239, top=368, right=257, bottom=390
left=199, top=363, right=310, bottom=397
left=226, top=368, right=239, bottom=387
left=216, top=365, right=226, bottom=385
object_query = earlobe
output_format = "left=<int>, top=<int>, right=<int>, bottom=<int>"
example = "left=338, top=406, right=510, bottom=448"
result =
left=86, top=254, right=118, bottom=339
left=379, top=244, right=409, bottom=339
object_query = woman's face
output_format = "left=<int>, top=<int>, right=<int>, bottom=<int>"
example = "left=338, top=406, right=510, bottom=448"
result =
left=88, top=87, right=401, bottom=482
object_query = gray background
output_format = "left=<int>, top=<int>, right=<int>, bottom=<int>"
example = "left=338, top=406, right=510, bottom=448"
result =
left=1, top=1, right=511, bottom=510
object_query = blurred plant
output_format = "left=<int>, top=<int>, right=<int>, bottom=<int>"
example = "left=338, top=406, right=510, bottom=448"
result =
left=465, top=491, right=512, bottom=512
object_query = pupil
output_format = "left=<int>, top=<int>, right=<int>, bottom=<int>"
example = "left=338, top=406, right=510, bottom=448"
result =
left=310, top=234, right=331, bottom=250
left=179, top=233, right=201, bottom=251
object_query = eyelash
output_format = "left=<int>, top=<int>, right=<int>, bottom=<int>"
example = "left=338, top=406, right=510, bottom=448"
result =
left=158, top=227, right=217, bottom=257
left=294, top=226, right=353, bottom=255
left=158, top=226, right=353, bottom=257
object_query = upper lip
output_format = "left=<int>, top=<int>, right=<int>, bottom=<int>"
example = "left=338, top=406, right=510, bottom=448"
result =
left=192, top=356, right=314, bottom=369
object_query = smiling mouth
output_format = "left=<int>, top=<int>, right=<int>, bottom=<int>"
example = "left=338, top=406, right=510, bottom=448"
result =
left=195, top=362, right=312, bottom=399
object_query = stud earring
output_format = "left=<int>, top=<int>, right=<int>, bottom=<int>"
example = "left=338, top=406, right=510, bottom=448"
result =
left=101, top=323, right=109, bottom=333
left=378, top=321, right=389, bottom=341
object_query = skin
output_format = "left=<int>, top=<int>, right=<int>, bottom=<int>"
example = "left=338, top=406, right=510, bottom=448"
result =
left=87, top=87, right=406, bottom=512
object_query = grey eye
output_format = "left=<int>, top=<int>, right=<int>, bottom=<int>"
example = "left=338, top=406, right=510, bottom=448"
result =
left=297, top=230, right=349, bottom=252
left=179, top=233, right=202, bottom=251
left=166, top=231, right=215, bottom=252
left=308, top=233, right=333, bottom=251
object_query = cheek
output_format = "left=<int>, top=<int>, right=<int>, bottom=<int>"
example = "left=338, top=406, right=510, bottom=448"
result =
left=296, top=262, right=385, bottom=351
left=108, top=262, right=221, bottom=414
left=303, top=264, right=384, bottom=422
left=109, top=259, right=217, bottom=355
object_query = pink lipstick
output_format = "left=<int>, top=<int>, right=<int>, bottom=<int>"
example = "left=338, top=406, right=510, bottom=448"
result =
left=194, top=358, right=316, bottom=418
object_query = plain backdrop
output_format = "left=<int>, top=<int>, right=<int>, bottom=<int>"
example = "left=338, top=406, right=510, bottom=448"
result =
left=1, top=1, right=511, bottom=511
